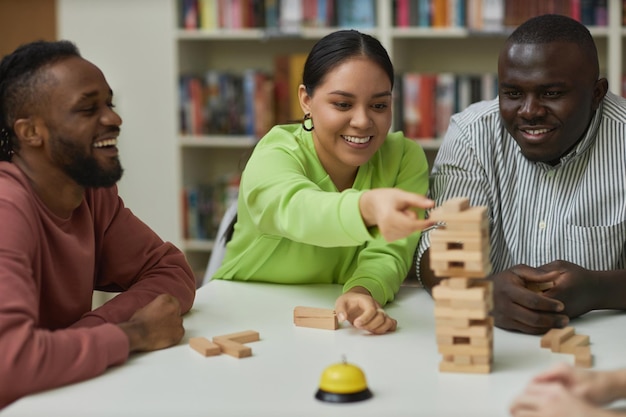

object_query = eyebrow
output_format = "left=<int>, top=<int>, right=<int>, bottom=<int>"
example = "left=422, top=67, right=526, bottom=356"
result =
left=499, top=82, right=568, bottom=89
left=328, top=90, right=392, bottom=99
left=73, top=89, right=114, bottom=105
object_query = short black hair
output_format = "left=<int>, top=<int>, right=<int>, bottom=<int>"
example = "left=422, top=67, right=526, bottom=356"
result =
left=507, top=14, right=599, bottom=76
left=0, top=40, right=80, bottom=161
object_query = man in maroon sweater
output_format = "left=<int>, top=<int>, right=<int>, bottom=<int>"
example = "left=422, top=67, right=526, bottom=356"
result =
left=0, top=40, right=196, bottom=408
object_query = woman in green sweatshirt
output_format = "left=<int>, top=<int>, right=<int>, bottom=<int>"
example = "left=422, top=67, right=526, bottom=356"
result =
left=213, top=29, right=434, bottom=334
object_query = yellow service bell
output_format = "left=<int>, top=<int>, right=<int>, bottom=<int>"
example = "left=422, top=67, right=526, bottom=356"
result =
left=315, top=357, right=372, bottom=403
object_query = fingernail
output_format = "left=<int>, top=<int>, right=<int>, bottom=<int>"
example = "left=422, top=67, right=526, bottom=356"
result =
left=337, top=313, right=346, bottom=322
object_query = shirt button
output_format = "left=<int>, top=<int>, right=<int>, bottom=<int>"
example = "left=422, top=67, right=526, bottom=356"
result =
left=546, top=171, right=555, bottom=178
left=539, top=220, right=547, bottom=230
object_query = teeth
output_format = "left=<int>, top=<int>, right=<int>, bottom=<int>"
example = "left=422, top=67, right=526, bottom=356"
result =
left=525, top=129, right=550, bottom=135
left=93, top=139, right=117, bottom=148
left=343, top=135, right=371, bottom=144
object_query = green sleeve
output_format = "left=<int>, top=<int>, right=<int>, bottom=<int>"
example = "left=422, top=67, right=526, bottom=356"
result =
left=343, top=134, right=430, bottom=305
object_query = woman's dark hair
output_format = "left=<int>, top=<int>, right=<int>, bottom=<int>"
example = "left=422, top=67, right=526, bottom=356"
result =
left=0, top=40, right=80, bottom=161
left=301, top=29, right=394, bottom=97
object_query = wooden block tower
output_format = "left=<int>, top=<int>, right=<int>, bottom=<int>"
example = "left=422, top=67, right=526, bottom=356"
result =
left=429, top=197, right=494, bottom=373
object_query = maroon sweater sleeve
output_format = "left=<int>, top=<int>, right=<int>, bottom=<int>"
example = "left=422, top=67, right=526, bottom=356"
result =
left=72, top=187, right=196, bottom=327
left=0, top=166, right=195, bottom=408
left=0, top=183, right=128, bottom=408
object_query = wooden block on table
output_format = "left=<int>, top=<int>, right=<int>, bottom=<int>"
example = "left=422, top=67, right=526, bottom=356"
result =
left=559, top=334, right=590, bottom=354
left=575, top=346, right=593, bottom=368
left=293, top=306, right=338, bottom=330
left=212, top=337, right=252, bottom=358
left=213, top=330, right=260, bottom=344
left=540, top=328, right=561, bottom=348
left=189, top=337, right=221, bottom=357
left=294, top=316, right=338, bottom=330
left=439, top=360, right=491, bottom=374
left=551, top=327, right=576, bottom=352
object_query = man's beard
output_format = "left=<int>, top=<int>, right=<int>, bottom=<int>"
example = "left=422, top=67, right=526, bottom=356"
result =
left=51, top=135, right=124, bottom=188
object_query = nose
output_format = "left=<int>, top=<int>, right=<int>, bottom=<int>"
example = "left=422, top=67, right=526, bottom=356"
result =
left=518, top=95, right=546, bottom=120
left=101, top=106, right=123, bottom=127
left=350, top=106, right=373, bottom=129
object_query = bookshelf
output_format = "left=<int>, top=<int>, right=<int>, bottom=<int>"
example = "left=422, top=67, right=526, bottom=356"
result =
left=175, top=0, right=625, bottom=275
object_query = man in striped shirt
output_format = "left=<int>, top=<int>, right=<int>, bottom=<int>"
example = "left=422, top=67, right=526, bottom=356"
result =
left=416, top=14, right=626, bottom=334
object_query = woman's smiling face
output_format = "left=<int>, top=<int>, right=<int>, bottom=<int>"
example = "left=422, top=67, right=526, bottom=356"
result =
left=300, top=56, right=392, bottom=188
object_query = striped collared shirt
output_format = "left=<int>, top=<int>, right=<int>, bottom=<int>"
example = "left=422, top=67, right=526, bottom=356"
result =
left=416, top=92, right=626, bottom=279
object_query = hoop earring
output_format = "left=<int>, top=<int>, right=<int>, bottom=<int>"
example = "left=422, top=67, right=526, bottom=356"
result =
left=302, top=113, right=314, bottom=132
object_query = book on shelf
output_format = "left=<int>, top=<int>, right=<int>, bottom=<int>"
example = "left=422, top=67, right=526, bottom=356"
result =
left=183, top=174, right=241, bottom=241
left=336, top=0, right=375, bottom=28
left=402, top=72, right=437, bottom=139
left=179, top=0, right=375, bottom=30
left=397, top=71, right=497, bottom=140
left=389, top=0, right=610, bottom=30
left=273, top=52, right=308, bottom=125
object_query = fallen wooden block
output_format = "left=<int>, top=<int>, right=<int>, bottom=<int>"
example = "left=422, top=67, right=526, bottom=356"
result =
left=540, top=326, right=593, bottom=367
left=213, top=330, right=260, bottom=344
left=293, top=306, right=338, bottom=330
left=190, top=330, right=261, bottom=359
left=212, top=337, right=252, bottom=358
left=189, top=337, right=221, bottom=357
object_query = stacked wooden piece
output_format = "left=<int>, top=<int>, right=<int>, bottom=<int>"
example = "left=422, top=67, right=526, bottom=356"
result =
left=429, top=197, right=494, bottom=374
left=540, top=326, right=593, bottom=368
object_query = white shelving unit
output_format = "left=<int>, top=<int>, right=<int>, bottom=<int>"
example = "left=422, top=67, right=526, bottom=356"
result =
left=175, top=0, right=625, bottom=274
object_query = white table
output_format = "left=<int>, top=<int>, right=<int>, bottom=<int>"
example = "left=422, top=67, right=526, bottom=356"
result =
left=4, top=280, right=626, bottom=417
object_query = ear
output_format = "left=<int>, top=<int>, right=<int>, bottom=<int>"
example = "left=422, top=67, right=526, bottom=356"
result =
left=13, top=117, right=46, bottom=149
left=592, top=78, right=609, bottom=110
left=298, top=84, right=311, bottom=114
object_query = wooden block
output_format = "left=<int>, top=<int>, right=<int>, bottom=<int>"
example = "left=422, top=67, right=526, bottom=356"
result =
left=435, top=298, right=493, bottom=311
left=435, top=317, right=492, bottom=329
left=429, top=207, right=489, bottom=232
left=436, top=324, right=491, bottom=338
left=432, top=260, right=492, bottom=278
left=540, top=328, right=561, bottom=349
left=454, top=355, right=472, bottom=365
left=430, top=227, right=488, bottom=241
left=430, top=248, right=488, bottom=263
left=212, top=338, right=252, bottom=358
left=293, top=306, right=338, bottom=330
left=433, top=280, right=491, bottom=301
left=438, top=343, right=491, bottom=356
left=293, top=306, right=335, bottom=319
left=439, top=360, right=491, bottom=374
left=559, top=334, right=590, bottom=354
left=431, top=239, right=490, bottom=253
left=551, top=327, right=576, bottom=352
left=526, top=281, right=555, bottom=293
left=470, top=333, right=493, bottom=347
left=434, top=305, right=489, bottom=320
left=575, top=346, right=593, bottom=368
left=294, top=316, right=338, bottom=330
left=189, top=337, right=221, bottom=357
left=435, top=317, right=472, bottom=328
left=213, top=330, right=260, bottom=344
